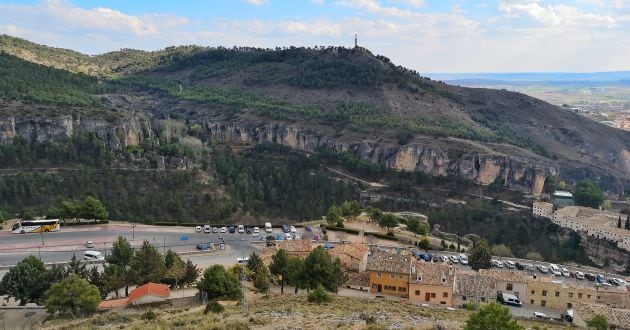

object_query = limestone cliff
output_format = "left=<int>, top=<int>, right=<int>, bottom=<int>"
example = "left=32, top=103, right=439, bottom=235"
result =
left=204, top=120, right=558, bottom=195
left=0, top=114, right=149, bottom=150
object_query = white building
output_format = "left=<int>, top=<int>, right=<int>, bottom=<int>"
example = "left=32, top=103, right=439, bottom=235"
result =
left=553, top=206, right=630, bottom=251
left=532, top=201, right=553, bottom=219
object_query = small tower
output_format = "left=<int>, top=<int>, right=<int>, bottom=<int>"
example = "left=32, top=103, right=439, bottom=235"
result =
left=354, top=33, right=358, bottom=48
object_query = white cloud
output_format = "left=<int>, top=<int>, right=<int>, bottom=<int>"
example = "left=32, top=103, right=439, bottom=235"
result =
left=336, top=0, right=417, bottom=17
left=499, top=0, right=617, bottom=28
left=242, top=0, right=269, bottom=5
left=390, top=0, right=425, bottom=8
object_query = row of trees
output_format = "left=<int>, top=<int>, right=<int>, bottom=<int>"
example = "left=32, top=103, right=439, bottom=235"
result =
left=43, top=196, right=108, bottom=223
left=0, top=237, right=200, bottom=315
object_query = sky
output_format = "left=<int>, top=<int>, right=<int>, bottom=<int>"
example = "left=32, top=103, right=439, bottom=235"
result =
left=1, top=0, right=629, bottom=73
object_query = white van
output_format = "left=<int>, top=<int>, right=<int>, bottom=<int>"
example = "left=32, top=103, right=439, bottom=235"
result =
left=505, top=260, right=515, bottom=269
left=83, top=250, right=104, bottom=261
left=265, top=222, right=273, bottom=233
left=499, top=292, right=522, bottom=307
left=203, top=225, right=211, bottom=233
left=549, top=264, right=562, bottom=276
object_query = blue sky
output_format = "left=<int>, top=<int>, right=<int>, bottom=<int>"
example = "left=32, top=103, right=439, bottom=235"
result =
left=1, top=0, right=629, bottom=72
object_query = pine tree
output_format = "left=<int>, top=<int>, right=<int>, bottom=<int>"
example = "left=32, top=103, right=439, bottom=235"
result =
left=618, top=215, right=622, bottom=229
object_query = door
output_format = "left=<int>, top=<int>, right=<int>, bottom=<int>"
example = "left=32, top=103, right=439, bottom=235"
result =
left=377, top=285, right=382, bottom=293
left=425, top=293, right=431, bottom=301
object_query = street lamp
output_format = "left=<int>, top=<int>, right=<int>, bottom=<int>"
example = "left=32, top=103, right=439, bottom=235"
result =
left=131, top=223, right=136, bottom=240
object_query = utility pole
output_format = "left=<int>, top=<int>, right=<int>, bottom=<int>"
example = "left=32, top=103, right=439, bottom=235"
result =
left=40, top=230, right=44, bottom=246
left=163, top=237, right=166, bottom=255
left=131, top=223, right=136, bottom=240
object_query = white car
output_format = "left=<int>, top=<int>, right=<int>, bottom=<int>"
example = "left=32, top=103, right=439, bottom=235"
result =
left=537, top=265, right=549, bottom=274
left=549, top=264, right=562, bottom=276
left=195, top=226, right=202, bottom=233
left=293, top=233, right=300, bottom=240
left=238, top=225, right=245, bottom=233
left=441, top=255, right=449, bottom=263
left=574, top=271, right=585, bottom=280
left=505, top=260, right=515, bottom=269
left=220, top=227, right=227, bottom=233
left=290, top=225, right=297, bottom=233
left=285, top=232, right=292, bottom=240
left=253, top=227, right=260, bottom=234
left=492, top=260, right=504, bottom=268
left=86, top=240, right=94, bottom=248
left=449, top=255, right=459, bottom=264
left=561, top=268, right=570, bottom=277
left=204, top=225, right=211, bottom=233
left=459, top=254, right=469, bottom=265
left=611, top=278, right=627, bottom=286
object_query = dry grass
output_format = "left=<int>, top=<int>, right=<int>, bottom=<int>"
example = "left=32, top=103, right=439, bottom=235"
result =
left=42, top=294, right=571, bottom=330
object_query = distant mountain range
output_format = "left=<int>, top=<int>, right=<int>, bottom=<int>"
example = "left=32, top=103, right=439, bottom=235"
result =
left=426, top=72, right=630, bottom=85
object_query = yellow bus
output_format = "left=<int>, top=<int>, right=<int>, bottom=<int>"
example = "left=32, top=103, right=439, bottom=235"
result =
left=11, top=219, right=60, bottom=234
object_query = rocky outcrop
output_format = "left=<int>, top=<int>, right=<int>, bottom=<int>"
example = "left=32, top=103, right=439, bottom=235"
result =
left=0, top=114, right=150, bottom=150
left=205, top=120, right=558, bottom=194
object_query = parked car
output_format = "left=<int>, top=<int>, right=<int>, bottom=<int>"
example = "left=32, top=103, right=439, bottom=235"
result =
left=237, top=257, right=249, bottom=264
left=86, top=240, right=94, bottom=248
left=419, top=253, right=432, bottom=262
left=293, top=233, right=300, bottom=240
left=459, top=254, right=469, bottom=265
left=498, top=292, right=522, bottom=307
left=549, top=264, right=562, bottom=276
left=229, top=226, right=236, bottom=233
left=411, top=249, right=419, bottom=258
left=305, top=226, right=312, bottom=232
left=84, top=250, right=105, bottom=261
left=533, top=312, right=548, bottom=319
left=596, top=274, right=606, bottom=283
left=575, top=271, right=585, bottom=280
left=285, top=232, right=292, bottom=240
left=245, top=226, right=252, bottom=234
left=611, top=278, right=627, bottom=286
left=505, top=260, right=515, bottom=269
left=449, top=255, right=459, bottom=264
left=596, top=282, right=612, bottom=288
left=290, top=225, right=297, bottom=233
left=265, top=236, right=276, bottom=247
left=492, top=259, right=504, bottom=268
left=524, top=264, right=534, bottom=271
left=537, top=265, right=549, bottom=274
left=238, top=225, right=245, bottom=234
left=211, top=227, right=218, bottom=233
left=196, top=243, right=209, bottom=251
left=220, top=227, right=227, bottom=233
left=282, top=225, right=290, bottom=233
left=313, top=234, right=320, bottom=241
left=515, top=262, right=525, bottom=270
left=276, top=234, right=285, bottom=241
left=441, top=255, right=449, bottom=263
left=204, top=225, right=211, bottom=233
left=265, top=222, right=273, bottom=233
left=585, top=273, right=596, bottom=281
left=253, top=226, right=260, bottom=234
left=195, top=226, right=202, bottom=233
left=561, top=268, right=570, bottom=277
left=432, top=255, right=440, bottom=263
left=324, top=243, right=334, bottom=250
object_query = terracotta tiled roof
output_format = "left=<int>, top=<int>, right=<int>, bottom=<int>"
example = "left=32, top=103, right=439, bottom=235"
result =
left=366, top=252, right=411, bottom=274
left=97, top=298, right=129, bottom=309
left=128, top=283, right=170, bottom=304
left=479, top=269, right=529, bottom=283
left=454, top=271, right=496, bottom=297
left=329, top=243, right=368, bottom=261
left=575, top=303, right=630, bottom=329
left=411, top=261, right=456, bottom=287
left=276, top=240, right=313, bottom=253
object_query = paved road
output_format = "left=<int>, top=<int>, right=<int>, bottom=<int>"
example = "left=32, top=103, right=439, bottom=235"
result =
left=0, top=224, right=261, bottom=266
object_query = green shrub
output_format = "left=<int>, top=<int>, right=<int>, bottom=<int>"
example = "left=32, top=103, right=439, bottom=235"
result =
left=386, top=231, right=395, bottom=237
left=307, top=285, right=332, bottom=304
left=204, top=301, right=225, bottom=314
left=141, top=309, right=157, bottom=321
left=464, top=302, right=479, bottom=311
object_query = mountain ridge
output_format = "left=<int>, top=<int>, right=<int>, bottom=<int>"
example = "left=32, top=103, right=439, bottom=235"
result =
left=1, top=34, right=629, bottom=194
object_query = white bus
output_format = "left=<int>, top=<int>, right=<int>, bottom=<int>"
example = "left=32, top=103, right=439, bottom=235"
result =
left=11, top=219, right=61, bottom=234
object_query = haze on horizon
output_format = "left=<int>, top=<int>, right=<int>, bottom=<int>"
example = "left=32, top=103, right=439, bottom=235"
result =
left=1, top=0, right=629, bottom=74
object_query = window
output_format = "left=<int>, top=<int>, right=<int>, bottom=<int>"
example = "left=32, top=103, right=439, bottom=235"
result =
left=531, top=290, right=535, bottom=295
left=541, top=300, right=546, bottom=307
left=587, top=295, right=591, bottom=299
left=431, top=293, right=436, bottom=298
left=443, top=292, right=448, bottom=298
left=530, top=300, right=535, bottom=304
left=415, top=290, right=420, bottom=296
left=399, top=275, right=404, bottom=279
left=462, top=296, right=467, bottom=301
left=542, top=290, right=547, bottom=297
left=442, top=277, right=446, bottom=283
left=597, top=296, right=601, bottom=300
left=417, top=276, right=422, bottom=282
left=398, top=287, right=406, bottom=292
left=567, top=303, right=572, bottom=309
left=506, top=283, right=513, bottom=291
left=372, top=284, right=378, bottom=289
left=440, top=301, right=446, bottom=305
left=569, top=293, right=573, bottom=298
left=481, top=297, right=486, bottom=302
left=555, top=291, right=560, bottom=297
left=578, top=293, right=583, bottom=299
left=377, top=272, right=382, bottom=277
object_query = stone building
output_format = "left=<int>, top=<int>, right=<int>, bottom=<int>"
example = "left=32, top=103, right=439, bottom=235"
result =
left=532, top=201, right=553, bottom=219
left=367, top=252, right=412, bottom=298
left=453, top=271, right=497, bottom=306
left=409, top=261, right=456, bottom=306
